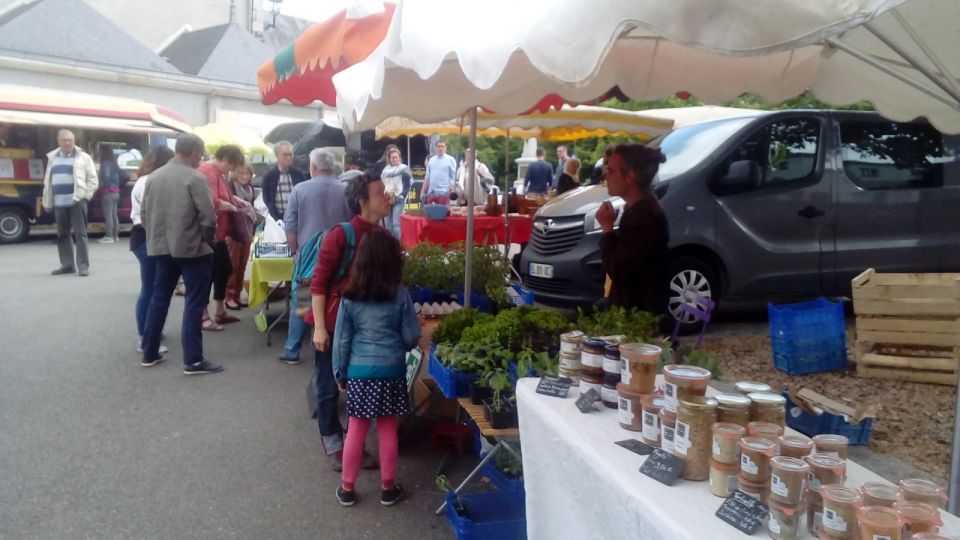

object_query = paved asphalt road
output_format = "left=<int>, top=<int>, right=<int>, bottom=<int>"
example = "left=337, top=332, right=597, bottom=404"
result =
left=0, top=237, right=469, bottom=540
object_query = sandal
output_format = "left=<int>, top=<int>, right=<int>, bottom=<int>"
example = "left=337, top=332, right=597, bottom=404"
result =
left=215, top=313, right=241, bottom=325
left=201, top=319, right=224, bottom=332
left=225, top=301, right=242, bottom=311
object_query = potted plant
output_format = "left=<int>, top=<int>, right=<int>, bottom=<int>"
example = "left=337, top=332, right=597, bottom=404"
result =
left=436, top=474, right=468, bottom=517
left=470, top=377, right=491, bottom=405
left=482, top=369, right=517, bottom=429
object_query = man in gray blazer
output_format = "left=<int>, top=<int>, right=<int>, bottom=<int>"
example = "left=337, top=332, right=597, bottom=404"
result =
left=139, top=134, right=223, bottom=375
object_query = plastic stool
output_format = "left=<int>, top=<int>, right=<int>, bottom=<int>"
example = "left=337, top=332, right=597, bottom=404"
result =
left=430, top=422, right=473, bottom=456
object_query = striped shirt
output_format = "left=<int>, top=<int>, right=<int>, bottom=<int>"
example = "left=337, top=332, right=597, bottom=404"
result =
left=50, top=152, right=77, bottom=208
left=276, top=171, right=293, bottom=216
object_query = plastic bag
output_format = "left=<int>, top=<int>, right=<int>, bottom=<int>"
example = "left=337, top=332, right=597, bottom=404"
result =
left=262, top=217, right=287, bottom=244
left=253, top=191, right=269, bottom=219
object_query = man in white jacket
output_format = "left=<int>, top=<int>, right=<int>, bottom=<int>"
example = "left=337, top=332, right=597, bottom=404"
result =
left=42, top=129, right=98, bottom=276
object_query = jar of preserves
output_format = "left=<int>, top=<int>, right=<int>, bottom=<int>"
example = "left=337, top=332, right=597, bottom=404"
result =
left=560, top=330, right=584, bottom=354
left=813, top=434, right=849, bottom=460
left=600, top=372, right=620, bottom=409
left=640, top=395, right=665, bottom=447
left=619, top=343, right=660, bottom=394
left=778, top=434, right=814, bottom=459
left=675, top=396, right=718, bottom=481
left=709, top=459, right=740, bottom=497
left=808, top=498, right=824, bottom=537
left=805, top=453, right=846, bottom=495
left=747, top=420, right=783, bottom=443
left=767, top=499, right=804, bottom=540
left=602, top=344, right=622, bottom=376
left=559, top=351, right=582, bottom=371
left=580, top=338, right=607, bottom=377
left=820, top=484, right=862, bottom=539
left=617, top=383, right=645, bottom=431
left=894, top=501, right=942, bottom=536
left=748, top=392, right=786, bottom=427
left=857, top=506, right=903, bottom=540
left=659, top=407, right=677, bottom=455
left=860, top=482, right=901, bottom=508
left=662, top=364, right=711, bottom=413
left=736, top=380, right=772, bottom=395
left=715, top=393, right=752, bottom=427
left=578, top=371, right=602, bottom=395
left=769, top=456, right=810, bottom=506
left=557, top=366, right=580, bottom=383
left=738, top=475, right=770, bottom=504
left=899, top=479, right=947, bottom=509
left=739, top=437, right=777, bottom=482
left=712, top=422, right=746, bottom=465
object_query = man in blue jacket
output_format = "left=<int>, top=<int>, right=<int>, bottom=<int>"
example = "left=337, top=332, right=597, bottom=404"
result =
left=261, top=141, right=308, bottom=221
left=524, top=147, right=554, bottom=195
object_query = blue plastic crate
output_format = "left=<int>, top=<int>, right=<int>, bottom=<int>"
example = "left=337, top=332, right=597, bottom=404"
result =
left=456, top=288, right=492, bottom=313
left=507, top=361, right=538, bottom=383
left=784, top=392, right=872, bottom=445
left=768, top=297, right=848, bottom=375
left=445, top=491, right=527, bottom=540
left=479, top=456, right=525, bottom=494
left=429, top=348, right=480, bottom=398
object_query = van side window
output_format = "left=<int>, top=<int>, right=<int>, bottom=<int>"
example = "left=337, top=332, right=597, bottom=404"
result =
left=839, top=120, right=955, bottom=190
left=727, top=118, right=820, bottom=189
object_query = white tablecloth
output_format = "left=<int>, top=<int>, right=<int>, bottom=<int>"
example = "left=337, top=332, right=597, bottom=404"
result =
left=516, top=377, right=960, bottom=540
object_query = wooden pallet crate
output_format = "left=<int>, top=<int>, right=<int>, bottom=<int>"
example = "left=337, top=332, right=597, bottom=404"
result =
left=852, top=268, right=960, bottom=386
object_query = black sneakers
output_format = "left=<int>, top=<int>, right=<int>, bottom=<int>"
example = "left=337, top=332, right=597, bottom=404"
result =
left=336, top=486, right=357, bottom=507
left=141, top=355, right=166, bottom=368
left=50, top=266, right=75, bottom=275
left=277, top=354, right=301, bottom=365
left=380, top=484, right=405, bottom=506
left=183, top=359, right=224, bottom=375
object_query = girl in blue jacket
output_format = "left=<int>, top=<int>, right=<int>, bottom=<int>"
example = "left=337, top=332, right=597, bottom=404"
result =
left=332, top=227, right=421, bottom=507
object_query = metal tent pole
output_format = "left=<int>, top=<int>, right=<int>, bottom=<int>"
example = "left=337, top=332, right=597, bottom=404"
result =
left=503, top=130, right=511, bottom=267
left=463, top=108, right=478, bottom=308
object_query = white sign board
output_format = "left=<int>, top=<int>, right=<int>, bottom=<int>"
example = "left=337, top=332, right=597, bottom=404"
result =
left=29, top=159, right=44, bottom=179
left=0, top=158, right=13, bottom=178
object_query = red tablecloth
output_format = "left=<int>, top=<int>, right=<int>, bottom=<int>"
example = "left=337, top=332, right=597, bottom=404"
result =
left=400, top=213, right=533, bottom=249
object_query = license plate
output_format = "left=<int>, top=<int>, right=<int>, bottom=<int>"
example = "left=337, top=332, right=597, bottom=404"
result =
left=529, top=262, right=554, bottom=279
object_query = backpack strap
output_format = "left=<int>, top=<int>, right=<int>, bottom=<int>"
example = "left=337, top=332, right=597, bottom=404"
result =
left=332, top=222, right=356, bottom=283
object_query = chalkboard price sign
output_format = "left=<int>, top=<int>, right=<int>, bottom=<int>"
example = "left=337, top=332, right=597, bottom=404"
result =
left=715, top=489, right=769, bottom=535
left=616, top=439, right=654, bottom=456
left=575, top=388, right=601, bottom=413
left=639, top=448, right=685, bottom=486
left=536, top=375, right=572, bottom=398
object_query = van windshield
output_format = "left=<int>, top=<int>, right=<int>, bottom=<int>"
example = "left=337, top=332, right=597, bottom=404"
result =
left=650, top=117, right=755, bottom=181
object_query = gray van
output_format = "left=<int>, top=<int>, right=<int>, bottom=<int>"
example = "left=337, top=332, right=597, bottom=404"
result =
left=520, top=110, right=960, bottom=327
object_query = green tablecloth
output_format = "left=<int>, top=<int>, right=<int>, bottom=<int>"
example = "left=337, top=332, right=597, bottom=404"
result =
left=248, top=255, right=294, bottom=308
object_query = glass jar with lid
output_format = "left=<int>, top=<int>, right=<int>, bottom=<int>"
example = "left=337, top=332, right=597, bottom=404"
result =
left=715, top=393, right=751, bottom=427
left=899, top=478, right=947, bottom=508
left=769, top=456, right=810, bottom=506
left=675, top=396, right=718, bottom=481
left=580, top=338, right=607, bottom=377
left=820, top=484, right=861, bottom=540
left=662, top=364, right=711, bottom=413
left=778, top=434, right=814, bottom=459
left=659, top=407, right=677, bottom=455
left=747, top=392, right=786, bottom=427
left=860, top=482, right=901, bottom=508
left=619, top=343, right=659, bottom=394
left=747, top=420, right=783, bottom=443
left=735, top=380, right=772, bottom=395
left=813, top=434, right=849, bottom=460
left=640, top=395, right=665, bottom=447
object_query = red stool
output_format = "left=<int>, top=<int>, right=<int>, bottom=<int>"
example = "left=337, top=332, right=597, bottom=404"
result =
left=430, top=422, right=473, bottom=456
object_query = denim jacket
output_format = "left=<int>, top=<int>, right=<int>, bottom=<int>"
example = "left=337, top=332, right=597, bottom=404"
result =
left=332, top=285, right=421, bottom=382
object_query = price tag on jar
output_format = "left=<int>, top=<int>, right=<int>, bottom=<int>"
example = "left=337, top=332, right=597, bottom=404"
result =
left=641, top=410, right=659, bottom=442
left=621, top=358, right=632, bottom=384
left=822, top=507, right=849, bottom=532
left=618, top=397, right=634, bottom=425
left=663, top=381, right=679, bottom=412
left=771, top=474, right=789, bottom=498
left=740, top=453, right=759, bottom=476
left=673, top=420, right=691, bottom=456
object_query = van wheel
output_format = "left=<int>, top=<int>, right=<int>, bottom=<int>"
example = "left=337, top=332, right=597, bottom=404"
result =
left=0, top=207, right=29, bottom=244
left=666, top=257, right=720, bottom=333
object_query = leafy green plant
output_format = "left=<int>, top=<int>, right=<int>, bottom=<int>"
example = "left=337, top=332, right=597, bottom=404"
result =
left=494, top=448, right=523, bottom=479
left=678, top=346, right=721, bottom=377
left=516, top=348, right=558, bottom=378
left=432, top=308, right=493, bottom=345
left=486, top=369, right=513, bottom=412
left=576, top=306, right=661, bottom=342
left=436, top=475, right=468, bottom=516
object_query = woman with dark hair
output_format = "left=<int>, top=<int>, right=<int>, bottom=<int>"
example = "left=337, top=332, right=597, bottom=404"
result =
left=130, top=145, right=175, bottom=354
left=98, top=144, right=130, bottom=243
left=332, top=227, right=420, bottom=507
left=595, top=144, right=670, bottom=314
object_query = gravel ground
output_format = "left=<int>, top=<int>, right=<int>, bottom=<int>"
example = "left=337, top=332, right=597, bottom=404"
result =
left=703, top=329, right=955, bottom=482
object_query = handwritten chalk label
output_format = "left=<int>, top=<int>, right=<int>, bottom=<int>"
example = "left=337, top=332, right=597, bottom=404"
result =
left=615, top=439, right=653, bottom=456
left=715, top=489, right=769, bottom=535
left=536, top=375, right=572, bottom=398
left=639, top=448, right=685, bottom=486
left=576, top=388, right=600, bottom=413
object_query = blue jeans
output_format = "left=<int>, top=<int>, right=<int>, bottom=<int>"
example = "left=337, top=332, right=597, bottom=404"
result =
left=132, top=242, right=156, bottom=338
left=315, top=346, right=344, bottom=454
left=389, top=196, right=406, bottom=239
left=142, top=254, right=213, bottom=366
left=283, top=281, right=308, bottom=359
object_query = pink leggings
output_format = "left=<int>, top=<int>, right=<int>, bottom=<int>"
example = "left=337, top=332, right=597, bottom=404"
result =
left=342, top=415, right=398, bottom=490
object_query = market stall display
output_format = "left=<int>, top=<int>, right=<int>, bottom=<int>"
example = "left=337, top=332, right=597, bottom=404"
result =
left=399, top=213, right=532, bottom=250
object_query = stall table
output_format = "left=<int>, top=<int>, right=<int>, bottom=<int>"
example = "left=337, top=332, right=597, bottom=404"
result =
left=248, top=253, right=294, bottom=345
left=515, top=377, right=960, bottom=540
left=400, top=213, right=533, bottom=249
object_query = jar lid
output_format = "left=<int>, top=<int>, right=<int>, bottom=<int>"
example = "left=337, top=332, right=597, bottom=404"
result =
left=747, top=421, right=783, bottom=436
left=619, top=343, right=662, bottom=362
left=747, top=392, right=786, bottom=405
left=582, top=338, right=609, bottom=349
left=658, top=407, right=677, bottom=421
left=857, top=506, right=903, bottom=528
left=820, top=484, right=862, bottom=504
left=604, top=344, right=621, bottom=356
left=860, top=482, right=901, bottom=501
left=735, top=381, right=772, bottom=393
left=641, top=395, right=666, bottom=410
left=712, top=422, right=746, bottom=438
left=663, top=364, right=711, bottom=381
left=805, top=453, right=846, bottom=472
left=893, top=501, right=941, bottom=523
left=770, top=456, right=810, bottom=473
left=560, top=330, right=585, bottom=343
left=709, top=458, right=740, bottom=472
left=715, top=393, right=752, bottom=408
left=739, top=437, right=777, bottom=454
left=679, top=396, right=718, bottom=410
left=778, top=434, right=814, bottom=451
left=813, top=434, right=849, bottom=446
left=899, top=478, right=947, bottom=498
left=616, top=382, right=647, bottom=398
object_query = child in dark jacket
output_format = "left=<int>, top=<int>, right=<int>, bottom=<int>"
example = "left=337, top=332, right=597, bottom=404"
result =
left=332, top=228, right=421, bottom=507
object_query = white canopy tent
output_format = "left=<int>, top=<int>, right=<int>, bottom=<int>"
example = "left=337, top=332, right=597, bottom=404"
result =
left=331, top=1, right=960, bottom=509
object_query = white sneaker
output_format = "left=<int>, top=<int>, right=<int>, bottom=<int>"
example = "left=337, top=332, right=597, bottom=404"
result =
left=98, top=237, right=115, bottom=244
left=137, top=342, right=169, bottom=354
